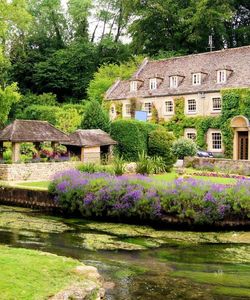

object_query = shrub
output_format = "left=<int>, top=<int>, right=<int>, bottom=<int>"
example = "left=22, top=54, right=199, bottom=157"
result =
left=81, top=100, right=110, bottom=132
left=22, top=105, right=61, bottom=125
left=151, top=156, right=166, bottom=174
left=110, top=119, right=161, bottom=161
left=172, top=137, right=197, bottom=159
left=77, top=163, right=115, bottom=174
left=148, top=129, right=176, bottom=171
left=49, top=171, right=250, bottom=224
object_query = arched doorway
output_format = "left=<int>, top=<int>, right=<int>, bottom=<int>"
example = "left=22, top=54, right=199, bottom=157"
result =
left=231, top=116, right=250, bottom=160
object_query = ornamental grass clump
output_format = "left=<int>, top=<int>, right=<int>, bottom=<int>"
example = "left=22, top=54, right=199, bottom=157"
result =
left=49, top=170, right=250, bottom=225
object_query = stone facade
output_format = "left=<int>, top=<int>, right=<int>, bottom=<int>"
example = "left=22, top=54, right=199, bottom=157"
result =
left=0, top=161, right=81, bottom=181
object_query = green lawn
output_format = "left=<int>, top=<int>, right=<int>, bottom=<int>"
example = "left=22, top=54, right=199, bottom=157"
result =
left=153, top=173, right=237, bottom=185
left=0, top=246, right=88, bottom=299
left=15, top=181, right=50, bottom=190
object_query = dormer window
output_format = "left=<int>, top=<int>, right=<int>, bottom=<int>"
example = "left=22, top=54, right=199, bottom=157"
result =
left=149, top=78, right=157, bottom=90
left=170, top=76, right=178, bottom=88
left=192, top=73, right=201, bottom=85
left=217, top=70, right=227, bottom=84
left=130, top=81, right=137, bottom=92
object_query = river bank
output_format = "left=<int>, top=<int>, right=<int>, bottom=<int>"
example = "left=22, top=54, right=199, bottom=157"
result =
left=0, top=205, right=249, bottom=299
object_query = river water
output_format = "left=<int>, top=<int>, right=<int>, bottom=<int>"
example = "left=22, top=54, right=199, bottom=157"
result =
left=0, top=205, right=249, bottom=299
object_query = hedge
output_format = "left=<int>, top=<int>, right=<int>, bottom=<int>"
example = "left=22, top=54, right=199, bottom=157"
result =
left=110, top=119, right=162, bottom=161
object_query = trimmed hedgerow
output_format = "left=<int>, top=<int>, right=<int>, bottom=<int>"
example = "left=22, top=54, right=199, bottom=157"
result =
left=110, top=119, right=161, bottom=161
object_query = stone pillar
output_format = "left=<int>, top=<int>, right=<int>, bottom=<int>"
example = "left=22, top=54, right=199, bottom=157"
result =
left=248, top=130, right=250, bottom=161
left=34, top=142, right=41, bottom=157
left=12, top=142, right=20, bottom=163
left=0, top=141, right=3, bottom=160
left=233, top=130, right=238, bottom=160
left=80, top=147, right=84, bottom=162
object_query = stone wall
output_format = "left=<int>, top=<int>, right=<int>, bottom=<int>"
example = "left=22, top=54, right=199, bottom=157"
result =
left=184, top=156, right=250, bottom=175
left=0, top=161, right=81, bottom=181
left=0, top=186, right=57, bottom=210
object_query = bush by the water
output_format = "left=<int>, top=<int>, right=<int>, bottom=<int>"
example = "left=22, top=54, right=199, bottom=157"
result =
left=49, top=170, right=250, bottom=225
left=172, top=137, right=197, bottom=159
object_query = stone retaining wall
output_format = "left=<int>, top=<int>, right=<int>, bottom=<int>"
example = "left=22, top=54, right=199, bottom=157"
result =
left=0, top=161, right=81, bottom=181
left=0, top=186, right=57, bottom=210
left=184, top=156, right=250, bottom=175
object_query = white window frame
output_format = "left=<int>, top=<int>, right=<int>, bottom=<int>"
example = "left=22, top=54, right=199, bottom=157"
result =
left=185, top=128, right=197, bottom=141
left=187, top=99, right=197, bottom=113
left=170, top=76, right=178, bottom=88
left=165, top=100, right=174, bottom=114
left=217, top=70, right=227, bottom=84
left=212, top=97, right=222, bottom=112
left=130, top=81, right=137, bottom=92
left=192, top=73, right=201, bottom=85
left=124, top=103, right=131, bottom=116
left=144, top=102, right=152, bottom=115
left=211, top=132, right=222, bottom=150
left=149, top=78, right=157, bottom=90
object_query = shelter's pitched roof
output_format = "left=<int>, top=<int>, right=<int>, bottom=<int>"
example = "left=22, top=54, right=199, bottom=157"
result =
left=106, top=46, right=250, bottom=100
left=64, top=129, right=117, bottom=147
left=0, top=120, right=70, bottom=142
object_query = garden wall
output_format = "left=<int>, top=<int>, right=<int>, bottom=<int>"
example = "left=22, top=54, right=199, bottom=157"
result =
left=0, top=161, right=81, bottom=181
left=184, top=157, right=250, bottom=175
left=0, top=186, right=57, bottom=210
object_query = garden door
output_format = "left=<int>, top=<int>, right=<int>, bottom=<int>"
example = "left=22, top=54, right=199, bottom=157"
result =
left=238, top=132, right=248, bottom=160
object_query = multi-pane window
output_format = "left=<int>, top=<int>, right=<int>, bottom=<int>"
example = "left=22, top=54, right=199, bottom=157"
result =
left=130, top=81, right=137, bottom=92
left=165, top=100, right=174, bottom=113
left=212, top=132, right=222, bottom=149
left=144, top=102, right=152, bottom=115
left=149, top=78, right=157, bottom=90
left=212, top=97, right=222, bottom=111
left=192, top=73, right=201, bottom=85
left=125, top=104, right=131, bottom=116
left=187, top=132, right=197, bottom=141
left=187, top=99, right=196, bottom=112
left=170, top=76, right=178, bottom=88
left=217, top=70, right=227, bottom=84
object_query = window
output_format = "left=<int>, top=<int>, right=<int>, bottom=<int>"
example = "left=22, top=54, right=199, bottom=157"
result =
left=192, top=73, right=201, bottom=85
left=124, top=104, right=131, bottom=116
left=217, top=70, right=226, bottom=84
left=149, top=78, right=157, bottom=90
left=212, top=97, right=222, bottom=111
left=212, top=132, right=222, bottom=150
left=170, top=76, right=178, bottom=88
left=187, top=132, right=197, bottom=141
left=130, top=81, right=137, bottom=92
left=165, top=100, right=174, bottom=113
left=110, top=106, right=115, bottom=114
left=144, top=102, right=152, bottom=115
left=187, top=99, right=196, bottom=112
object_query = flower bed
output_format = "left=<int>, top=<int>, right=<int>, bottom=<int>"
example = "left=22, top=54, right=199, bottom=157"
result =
left=187, top=171, right=250, bottom=180
left=49, top=170, right=250, bottom=225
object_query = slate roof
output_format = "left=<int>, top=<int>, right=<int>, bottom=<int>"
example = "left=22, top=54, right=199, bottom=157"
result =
left=0, top=120, right=70, bottom=142
left=63, top=129, right=117, bottom=147
left=106, top=46, right=250, bottom=100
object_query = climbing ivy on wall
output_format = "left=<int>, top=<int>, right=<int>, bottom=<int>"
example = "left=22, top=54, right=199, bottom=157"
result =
left=164, top=88, right=250, bottom=158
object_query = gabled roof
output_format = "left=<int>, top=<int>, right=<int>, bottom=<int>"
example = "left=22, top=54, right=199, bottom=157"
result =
left=106, top=46, right=250, bottom=100
left=64, top=129, right=117, bottom=147
left=0, top=120, right=70, bottom=142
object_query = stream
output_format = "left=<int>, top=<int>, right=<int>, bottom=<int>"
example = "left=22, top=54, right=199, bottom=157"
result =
left=0, top=205, right=249, bottom=299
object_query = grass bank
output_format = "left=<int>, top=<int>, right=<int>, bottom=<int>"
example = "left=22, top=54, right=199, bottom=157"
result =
left=0, top=245, right=96, bottom=300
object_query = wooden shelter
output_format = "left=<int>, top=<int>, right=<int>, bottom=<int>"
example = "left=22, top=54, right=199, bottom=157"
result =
left=64, top=129, right=117, bottom=163
left=0, top=120, right=70, bottom=162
